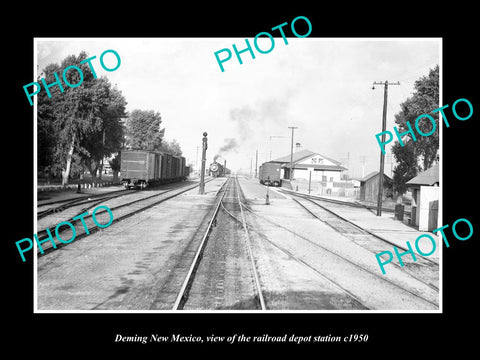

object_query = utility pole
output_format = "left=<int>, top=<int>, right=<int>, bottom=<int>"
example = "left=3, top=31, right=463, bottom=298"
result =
left=288, top=126, right=298, bottom=180
left=373, top=80, right=400, bottom=216
left=199, top=132, right=208, bottom=195
left=360, top=156, right=367, bottom=178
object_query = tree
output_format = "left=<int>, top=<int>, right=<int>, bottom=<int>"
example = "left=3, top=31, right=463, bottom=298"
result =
left=38, top=52, right=127, bottom=186
left=76, top=82, right=127, bottom=182
left=125, top=110, right=165, bottom=150
left=108, top=153, right=121, bottom=183
left=159, top=139, right=183, bottom=156
left=392, top=65, right=439, bottom=193
left=392, top=141, right=419, bottom=195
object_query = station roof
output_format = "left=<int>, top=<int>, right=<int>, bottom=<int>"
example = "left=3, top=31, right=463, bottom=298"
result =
left=268, top=149, right=346, bottom=171
left=406, top=163, right=439, bottom=186
left=270, top=149, right=343, bottom=166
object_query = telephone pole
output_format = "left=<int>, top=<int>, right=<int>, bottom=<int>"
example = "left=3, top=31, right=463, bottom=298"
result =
left=372, top=80, right=400, bottom=216
left=360, top=156, right=367, bottom=178
left=288, top=126, right=298, bottom=180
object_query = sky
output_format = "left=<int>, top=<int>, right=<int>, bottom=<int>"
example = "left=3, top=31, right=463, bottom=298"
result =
left=36, top=37, right=440, bottom=178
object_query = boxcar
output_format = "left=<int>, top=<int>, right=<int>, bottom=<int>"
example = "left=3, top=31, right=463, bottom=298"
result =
left=121, top=150, right=187, bottom=189
left=259, top=162, right=282, bottom=187
left=120, top=150, right=157, bottom=189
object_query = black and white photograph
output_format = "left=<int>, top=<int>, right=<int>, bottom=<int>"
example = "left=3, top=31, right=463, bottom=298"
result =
left=7, top=6, right=479, bottom=354
left=32, top=37, right=442, bottom=312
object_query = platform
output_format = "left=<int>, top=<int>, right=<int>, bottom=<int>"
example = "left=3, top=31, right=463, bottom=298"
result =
left=271, top=186, right=440, bottom=263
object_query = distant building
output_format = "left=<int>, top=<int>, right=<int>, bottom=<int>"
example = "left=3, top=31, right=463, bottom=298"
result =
left=267, top=149, right=346, bottom=182
left=351, top=178, right=361, bottom=188
left=406, top=163, right=439, bottom=231
left=359, top=171, right=393, bottom=203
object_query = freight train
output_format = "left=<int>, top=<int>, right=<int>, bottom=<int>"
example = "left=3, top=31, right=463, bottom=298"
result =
left=120, top=150, right=189, bottom=189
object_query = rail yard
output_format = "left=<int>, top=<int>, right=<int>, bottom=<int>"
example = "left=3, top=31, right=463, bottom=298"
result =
left=36, top=172, right=439, bottom=311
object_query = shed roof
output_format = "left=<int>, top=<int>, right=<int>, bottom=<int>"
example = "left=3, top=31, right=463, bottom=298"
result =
left=406, top=163, right=439, bottom=186
left=361, top=171, right=392, bottom=182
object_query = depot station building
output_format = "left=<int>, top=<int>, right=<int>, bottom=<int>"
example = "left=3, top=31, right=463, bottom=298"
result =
left=266, top=149, right=348, bottom=194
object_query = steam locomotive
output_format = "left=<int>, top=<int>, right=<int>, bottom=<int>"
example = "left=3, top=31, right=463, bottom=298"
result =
left=209, top=161, right=230, bottom=177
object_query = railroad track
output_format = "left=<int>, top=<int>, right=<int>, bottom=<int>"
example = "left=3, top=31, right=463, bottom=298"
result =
left=241, top=203, right=438, bottom=309
left=278, top=190, right=439, bottom=288
left=37, top=188, right=135, bottom=219
left=173, top=177, right=437, bottom=311
left=172, top=176, right=266, bottom=310
left=281, top=191, right=438, bottom=266
left=226, top=181, right=369, bottom=310
left=277, top=187, right=412, bottom=216
left=36, top=179, right=214, bottom=256
left=292, top=196, right=438, bottom=289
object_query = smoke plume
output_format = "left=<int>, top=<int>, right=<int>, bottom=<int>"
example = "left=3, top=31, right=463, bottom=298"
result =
left=215, top=97, right=290, bottom=163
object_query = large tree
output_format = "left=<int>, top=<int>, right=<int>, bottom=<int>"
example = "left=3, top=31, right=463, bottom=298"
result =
left=391, top=141, right=420, bottom=194
left=125, top=110, right=165, bottom=150
left=159, top=139, right=183, bottom=156
left=76, top=83, right=127, bottom=182
left=392, top=65, right=439, bottom=194
left=38, top=51, right=127, bottom=186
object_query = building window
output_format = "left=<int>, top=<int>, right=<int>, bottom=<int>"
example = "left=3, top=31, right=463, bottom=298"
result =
left=322, top=175, right=327, bottom=182
left=330, top=177, right=333, bottom=182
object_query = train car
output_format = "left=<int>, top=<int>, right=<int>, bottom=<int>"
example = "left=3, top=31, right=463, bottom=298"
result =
left=259, top=162, right=282, bottom=187
left=120, top=150, right=157, bottom=189
left=121, top=150, right=188, bottom=189
left=179, top=157, right=186, bottom=179
left=172, top=156, right=181, bottom=179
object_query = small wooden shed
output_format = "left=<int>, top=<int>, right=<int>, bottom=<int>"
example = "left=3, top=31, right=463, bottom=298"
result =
left=406, top=163, right=439, bottom=231
left=359, top=171, right=393, bottom=202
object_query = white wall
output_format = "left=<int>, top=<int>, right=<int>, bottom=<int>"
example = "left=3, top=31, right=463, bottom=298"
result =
left=418, top=186, right=439, bottom=231
left=294, top=169, right=342, bottom=182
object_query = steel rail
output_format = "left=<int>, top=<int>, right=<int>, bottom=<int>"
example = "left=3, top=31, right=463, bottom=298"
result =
left=290, top=194, right=439, bottom=267
left=36, top=179, right=215, bottom=257
left=224, top=195, right=369, bottom=309
left=172, top=177, right=230, bottom=310
left=239, top=201, right=439, bottom=308
left=235, top=177, right=266, bottom=310
left=37, top=189, right=136, bottom=219
left=291, top=196, right=439, bottom=292
left=277, top=187, right=411, bottom=216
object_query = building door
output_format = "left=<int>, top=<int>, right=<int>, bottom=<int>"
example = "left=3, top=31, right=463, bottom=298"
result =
left=428, top=200, right=439, bottom=231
